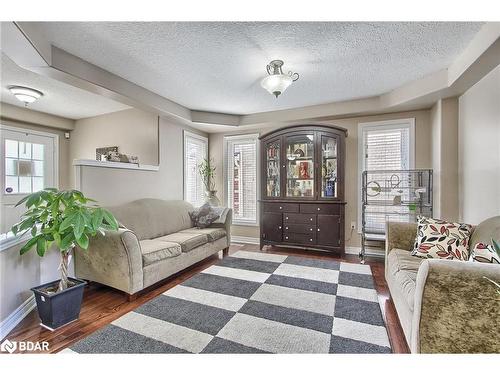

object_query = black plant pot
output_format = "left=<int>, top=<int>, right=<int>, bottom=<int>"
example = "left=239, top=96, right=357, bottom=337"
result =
left=31, top=277, right=87, bottom=330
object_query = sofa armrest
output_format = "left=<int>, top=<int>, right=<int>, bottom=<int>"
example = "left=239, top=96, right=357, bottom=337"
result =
left=74, top=228, right=144, bottom=294
left=208, top=208, right=233, bottom=246
left=411, top=259, right=500, bottom=353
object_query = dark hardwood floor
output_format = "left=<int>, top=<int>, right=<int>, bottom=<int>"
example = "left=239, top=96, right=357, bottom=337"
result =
left=4, top=244, right=410, bottom=354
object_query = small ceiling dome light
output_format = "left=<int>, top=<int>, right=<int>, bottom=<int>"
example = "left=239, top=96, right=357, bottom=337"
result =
left=261, top=60, right=299, bottom=98
left=9, top=86, right=43, bottom=106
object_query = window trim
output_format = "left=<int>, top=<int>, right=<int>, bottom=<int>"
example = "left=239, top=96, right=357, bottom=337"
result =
left=183, top=130, right=208, bottom=207
left=223, top=133, right=260, bottom=226
left=357, top=118, right=415, bottom=232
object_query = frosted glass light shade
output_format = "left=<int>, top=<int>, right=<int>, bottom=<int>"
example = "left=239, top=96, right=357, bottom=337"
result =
left=261, top=74, right=293, bottom=98
left=9, top=86, right=43, bottom=104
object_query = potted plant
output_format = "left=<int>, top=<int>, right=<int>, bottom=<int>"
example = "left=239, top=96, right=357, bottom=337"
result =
left=11, top=188, right=118, bottom=330
left=198, top=157, right=220, bottom=206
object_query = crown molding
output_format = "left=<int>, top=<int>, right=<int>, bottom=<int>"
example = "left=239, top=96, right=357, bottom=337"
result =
left=2, top=22, right=499, bottom=132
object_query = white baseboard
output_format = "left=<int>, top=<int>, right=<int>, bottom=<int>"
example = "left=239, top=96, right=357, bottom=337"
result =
left=0, top=296, right=36, bottom=341
left=346, top=246, right=385, bottom=258
left=231, top=236, right=260, bottom=245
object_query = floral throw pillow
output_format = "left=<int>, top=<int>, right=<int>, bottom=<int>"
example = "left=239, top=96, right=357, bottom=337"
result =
left=411, top=217, right=473, bottom=260
left=469, top=243, right=500, bottom=264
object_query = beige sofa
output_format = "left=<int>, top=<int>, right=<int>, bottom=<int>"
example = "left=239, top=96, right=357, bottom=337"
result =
left=385, top=216, right=500, bottom=353
left=75, top=199, right=232, bottom=297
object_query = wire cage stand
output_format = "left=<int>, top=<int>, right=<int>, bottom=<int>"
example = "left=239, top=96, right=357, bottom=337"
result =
left=360, top=169, right=433, bottom=263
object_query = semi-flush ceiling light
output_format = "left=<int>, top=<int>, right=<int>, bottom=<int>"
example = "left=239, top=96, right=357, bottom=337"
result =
left=9, top=86, right=43, bottom=106
left=261, top=60, right=299, bottom=98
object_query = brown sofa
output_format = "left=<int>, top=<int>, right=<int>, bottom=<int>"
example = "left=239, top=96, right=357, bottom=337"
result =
left=385, top=216, right=500, bottom=353
left=75, top=199, right=232, bottom=297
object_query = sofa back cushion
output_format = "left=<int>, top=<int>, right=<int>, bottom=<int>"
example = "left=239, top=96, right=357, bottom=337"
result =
left=107, top=199, right=194, bottom=240
left=469, top=216, right=500, bottom=250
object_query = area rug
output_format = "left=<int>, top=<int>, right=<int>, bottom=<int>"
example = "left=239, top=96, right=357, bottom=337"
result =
left=63, top=251, right=391, bottom=353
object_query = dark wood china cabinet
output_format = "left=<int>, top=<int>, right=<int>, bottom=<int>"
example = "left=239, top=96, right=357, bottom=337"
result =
left=259, top=125, right=347, bottom=254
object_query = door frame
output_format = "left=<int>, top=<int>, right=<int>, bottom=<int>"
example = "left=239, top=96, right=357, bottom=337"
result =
left=0, top=123, right=60, bottom=199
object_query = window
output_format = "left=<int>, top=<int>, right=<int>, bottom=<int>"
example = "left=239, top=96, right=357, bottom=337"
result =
left=183, top=131, right=208, bottom=207
left=1, top=124, right=58, bottom=235
left=357, top=118, right=415, bottom=229
left=224, top=134, right=258, bottom=225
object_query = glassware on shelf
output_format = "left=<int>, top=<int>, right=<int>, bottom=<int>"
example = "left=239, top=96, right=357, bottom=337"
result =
left=285, top=134, right=314, bottom=197
left=321, top=136, right=338, bottom=198
left=265, top=141, right=280, bottom=197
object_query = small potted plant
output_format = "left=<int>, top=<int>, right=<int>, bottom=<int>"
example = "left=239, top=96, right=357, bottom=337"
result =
left=11, top=188, right=118, bottom=330
left=198, top=158, right=220, bottom=206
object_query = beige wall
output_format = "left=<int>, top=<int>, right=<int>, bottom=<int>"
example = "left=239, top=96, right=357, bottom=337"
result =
left=75, top=114, right=207, bottom=207
left=458, top=64, right=500, bottom=224
left=209, top=109, right=432, bottom=247
left=70, top=108, right=160, bottom=167
left=431, top=97, right=459, bottom=221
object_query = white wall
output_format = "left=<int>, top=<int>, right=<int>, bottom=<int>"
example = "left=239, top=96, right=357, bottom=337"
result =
left=431, top=97, right=459, bottom=221
left=459, top=65, right=500, bottom=224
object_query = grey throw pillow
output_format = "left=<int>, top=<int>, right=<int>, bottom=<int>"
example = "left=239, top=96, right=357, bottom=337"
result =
left=189, top=203, right=220, bottom=228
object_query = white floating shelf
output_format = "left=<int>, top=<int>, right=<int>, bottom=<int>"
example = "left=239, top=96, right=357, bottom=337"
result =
left=73, top=159, right=159, bottom=171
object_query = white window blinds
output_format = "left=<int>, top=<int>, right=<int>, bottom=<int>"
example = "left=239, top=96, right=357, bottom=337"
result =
left=184, top=131, right=208, bottom=207
left=363, top=127, right=411, bottom=171
left=358, top=119, right=415, bottom=231
left=224, top=135, right=258, bottom=225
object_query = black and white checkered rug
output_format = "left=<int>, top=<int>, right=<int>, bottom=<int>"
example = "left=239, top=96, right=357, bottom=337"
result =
left=64, top=251, right=391, bottom=353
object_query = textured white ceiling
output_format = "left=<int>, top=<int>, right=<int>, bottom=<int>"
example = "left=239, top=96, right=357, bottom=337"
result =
left=22, top=22, right=484, bottom=115
left=0, top=53, right=129, bottom=119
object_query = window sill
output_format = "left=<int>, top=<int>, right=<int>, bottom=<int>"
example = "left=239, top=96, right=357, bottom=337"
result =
left=232, top=221, right=259, bottom=227
left=0, top=230, right=30, bottom=252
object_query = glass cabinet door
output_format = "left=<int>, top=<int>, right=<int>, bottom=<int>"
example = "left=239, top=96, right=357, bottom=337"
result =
left=265, top=139, right=281, bottom=198
left=285, top=134, right=314, bottom=198
left=320, top=134, right=338, bottom=198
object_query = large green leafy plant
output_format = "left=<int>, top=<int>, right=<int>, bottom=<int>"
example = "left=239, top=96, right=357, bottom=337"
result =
left=11, top=188, right=118, bottom=292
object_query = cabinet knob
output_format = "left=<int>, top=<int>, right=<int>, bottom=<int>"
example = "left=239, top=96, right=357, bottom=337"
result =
left=279, top=206, right=283, bottom=210
left=310, top=218, right=313, bottom=221
left=285, top=216, right=288, bottom=220
left=317, top=228, right=321, bottom=232
left=285, top=226, right=288, bottom=230
left=317, top=207, right=321, bottom=211
left=278, top=226, right=282, bottom=229
left=310, top=228, right=313, bottom=231
left=285, top=236, right=289, bottom=240
left=309, top=238, right=313, bottom=242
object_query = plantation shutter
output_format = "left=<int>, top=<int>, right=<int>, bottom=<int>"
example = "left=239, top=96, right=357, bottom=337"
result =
left=225, top=135, right=258, bottom=225
left=184, top=131, right=208, bottom=207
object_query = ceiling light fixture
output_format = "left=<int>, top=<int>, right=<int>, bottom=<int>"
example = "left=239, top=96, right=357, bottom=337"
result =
left=9, top=86, right=43, bottom=106
left=261, top=60, right=299, bottom=98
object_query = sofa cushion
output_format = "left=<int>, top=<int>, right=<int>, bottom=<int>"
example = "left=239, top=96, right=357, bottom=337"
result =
left=387, top=249, right=424, bottom=311
left=140, top=240, right=182, bottom=266
left=107, top=199, right=194, bottom=240
left=157, top=232, right=208, bottom=253
left=469, top=216, right=500, bottom=249
left=179, top=227, right=227, bottom=242
left=411, top=216, right=473, bottom=261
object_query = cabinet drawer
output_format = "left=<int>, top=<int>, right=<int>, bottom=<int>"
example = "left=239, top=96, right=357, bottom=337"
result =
left=283, top=213, right=316, bottom=224
left=263, top=202, right=299, bottom=213
left=283, top=232, right=316, bottom=245
left=299, top=204, right=340, bottom=215
left=283, top=224, right=316, bottom=234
